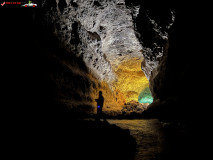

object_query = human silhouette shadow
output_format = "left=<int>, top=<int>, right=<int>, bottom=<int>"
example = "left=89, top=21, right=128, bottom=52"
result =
left=95, top=91, right=105, bottom=121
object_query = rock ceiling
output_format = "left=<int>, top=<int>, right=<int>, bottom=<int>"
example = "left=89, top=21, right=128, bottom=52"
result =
left=40, top=0, right=173, bottom=111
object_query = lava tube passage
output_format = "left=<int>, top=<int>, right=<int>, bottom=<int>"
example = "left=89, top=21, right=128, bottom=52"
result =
left=90, top=57, right=153, bottom=115
left=114, top=58, right=153, bottom=104
left=97, top=57, right=153, bottom=115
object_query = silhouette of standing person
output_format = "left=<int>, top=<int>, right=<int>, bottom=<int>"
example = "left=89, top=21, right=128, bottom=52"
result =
left=95, top=91, right=104, bottom=120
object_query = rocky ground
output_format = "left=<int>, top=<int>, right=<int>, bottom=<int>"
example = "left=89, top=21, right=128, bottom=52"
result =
left=37, top=118, right=137, bottom=160
left=121, top=101, right=149, bottom=115
left=91, top=101, right=150, bottom=119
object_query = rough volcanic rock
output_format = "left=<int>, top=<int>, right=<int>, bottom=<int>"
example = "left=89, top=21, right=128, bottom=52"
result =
left=2, top=2, right=209, bottom=160
left=36, top=1, right=200, bottom=117
left=40, top=0, right=176, bottom=82
left=41, top=0, right=144, bottom=83
left=125, top=0, right=175, bottom=80
left=140, top=1, right=208, bottom=123
left=37, top=0, right=177, bottom=110
left=31, top=24, right=126, bottom=115
left=121, top=101, right=149, bottom=114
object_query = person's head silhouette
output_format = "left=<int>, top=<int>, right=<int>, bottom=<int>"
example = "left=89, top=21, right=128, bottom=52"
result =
left=99, top=91, right=102, bottom=97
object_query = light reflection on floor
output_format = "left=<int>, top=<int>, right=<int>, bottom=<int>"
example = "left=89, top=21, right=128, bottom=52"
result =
left=108, top=119, right=164, bottom=160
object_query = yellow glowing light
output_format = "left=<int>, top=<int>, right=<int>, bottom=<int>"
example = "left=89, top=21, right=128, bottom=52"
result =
left=113, top=58, right=149, bottom=103
left=87, top=58, right=150, bottom=113
left=87, top=73, right=125, bottom=112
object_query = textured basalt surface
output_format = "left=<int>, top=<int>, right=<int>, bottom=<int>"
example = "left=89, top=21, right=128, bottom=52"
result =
left=42, top=0, right=143, bottom=82
left=1, top=1, right=209, bottom=160
left=4, top=0, right=204, bottom=120
left=36, top=0, right=176, bottom=113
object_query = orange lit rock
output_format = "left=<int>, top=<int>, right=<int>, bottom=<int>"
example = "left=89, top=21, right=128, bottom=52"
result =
left=88, top=58, right=150, bottom=113
left=113, top=58, right=149, bottom=103
left=87, top=74, right=125, bottom=113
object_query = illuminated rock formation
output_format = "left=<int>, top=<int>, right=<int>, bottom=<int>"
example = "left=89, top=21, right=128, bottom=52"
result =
left=113, top=58, right=149, bottom=103
left=42, top=0, right=142, bottom=83
left=138, top=88, right=153, bottom=104
left=39, top=0, right=174, bottom=113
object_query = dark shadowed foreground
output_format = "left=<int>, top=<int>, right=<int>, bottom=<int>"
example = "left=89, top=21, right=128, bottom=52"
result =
left=3, top=115, right=136, bottom=160
left=1, top=2, right=211, bottom=160
left=0, top=9, right=136, bottom=160
left=34, top=119, right=136, bottom=160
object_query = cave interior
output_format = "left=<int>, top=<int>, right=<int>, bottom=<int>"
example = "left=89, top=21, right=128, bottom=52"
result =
left=1, top=0, right=209, bottom=160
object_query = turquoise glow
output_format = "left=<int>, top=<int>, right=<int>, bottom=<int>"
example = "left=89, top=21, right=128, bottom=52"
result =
left=138, top=87, right=153, bottom=104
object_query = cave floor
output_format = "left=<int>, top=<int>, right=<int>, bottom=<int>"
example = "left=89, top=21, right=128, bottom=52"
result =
left=84, top=118, right=198, bottom=160
left=108, top=119, right=162, bottom=160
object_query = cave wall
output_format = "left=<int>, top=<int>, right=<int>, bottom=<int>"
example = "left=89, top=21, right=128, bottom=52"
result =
left=32, top=0, right=146, bottom=111
left=41, top=0, right=143, bottom=83
left=37, top=0, right=177, bottom=110
left=4, top=0, right=206, bottom=120
left=38, top=1, right=199, bottom=119
left=1, top=2, right=209, bottom=159
left=32, top=23, right=126, bottom=115
left=40, top=0, right=175, bottom=82
left=139, top=1, right=208, bottom=122
left=1, top=6, right=124, bottom=118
